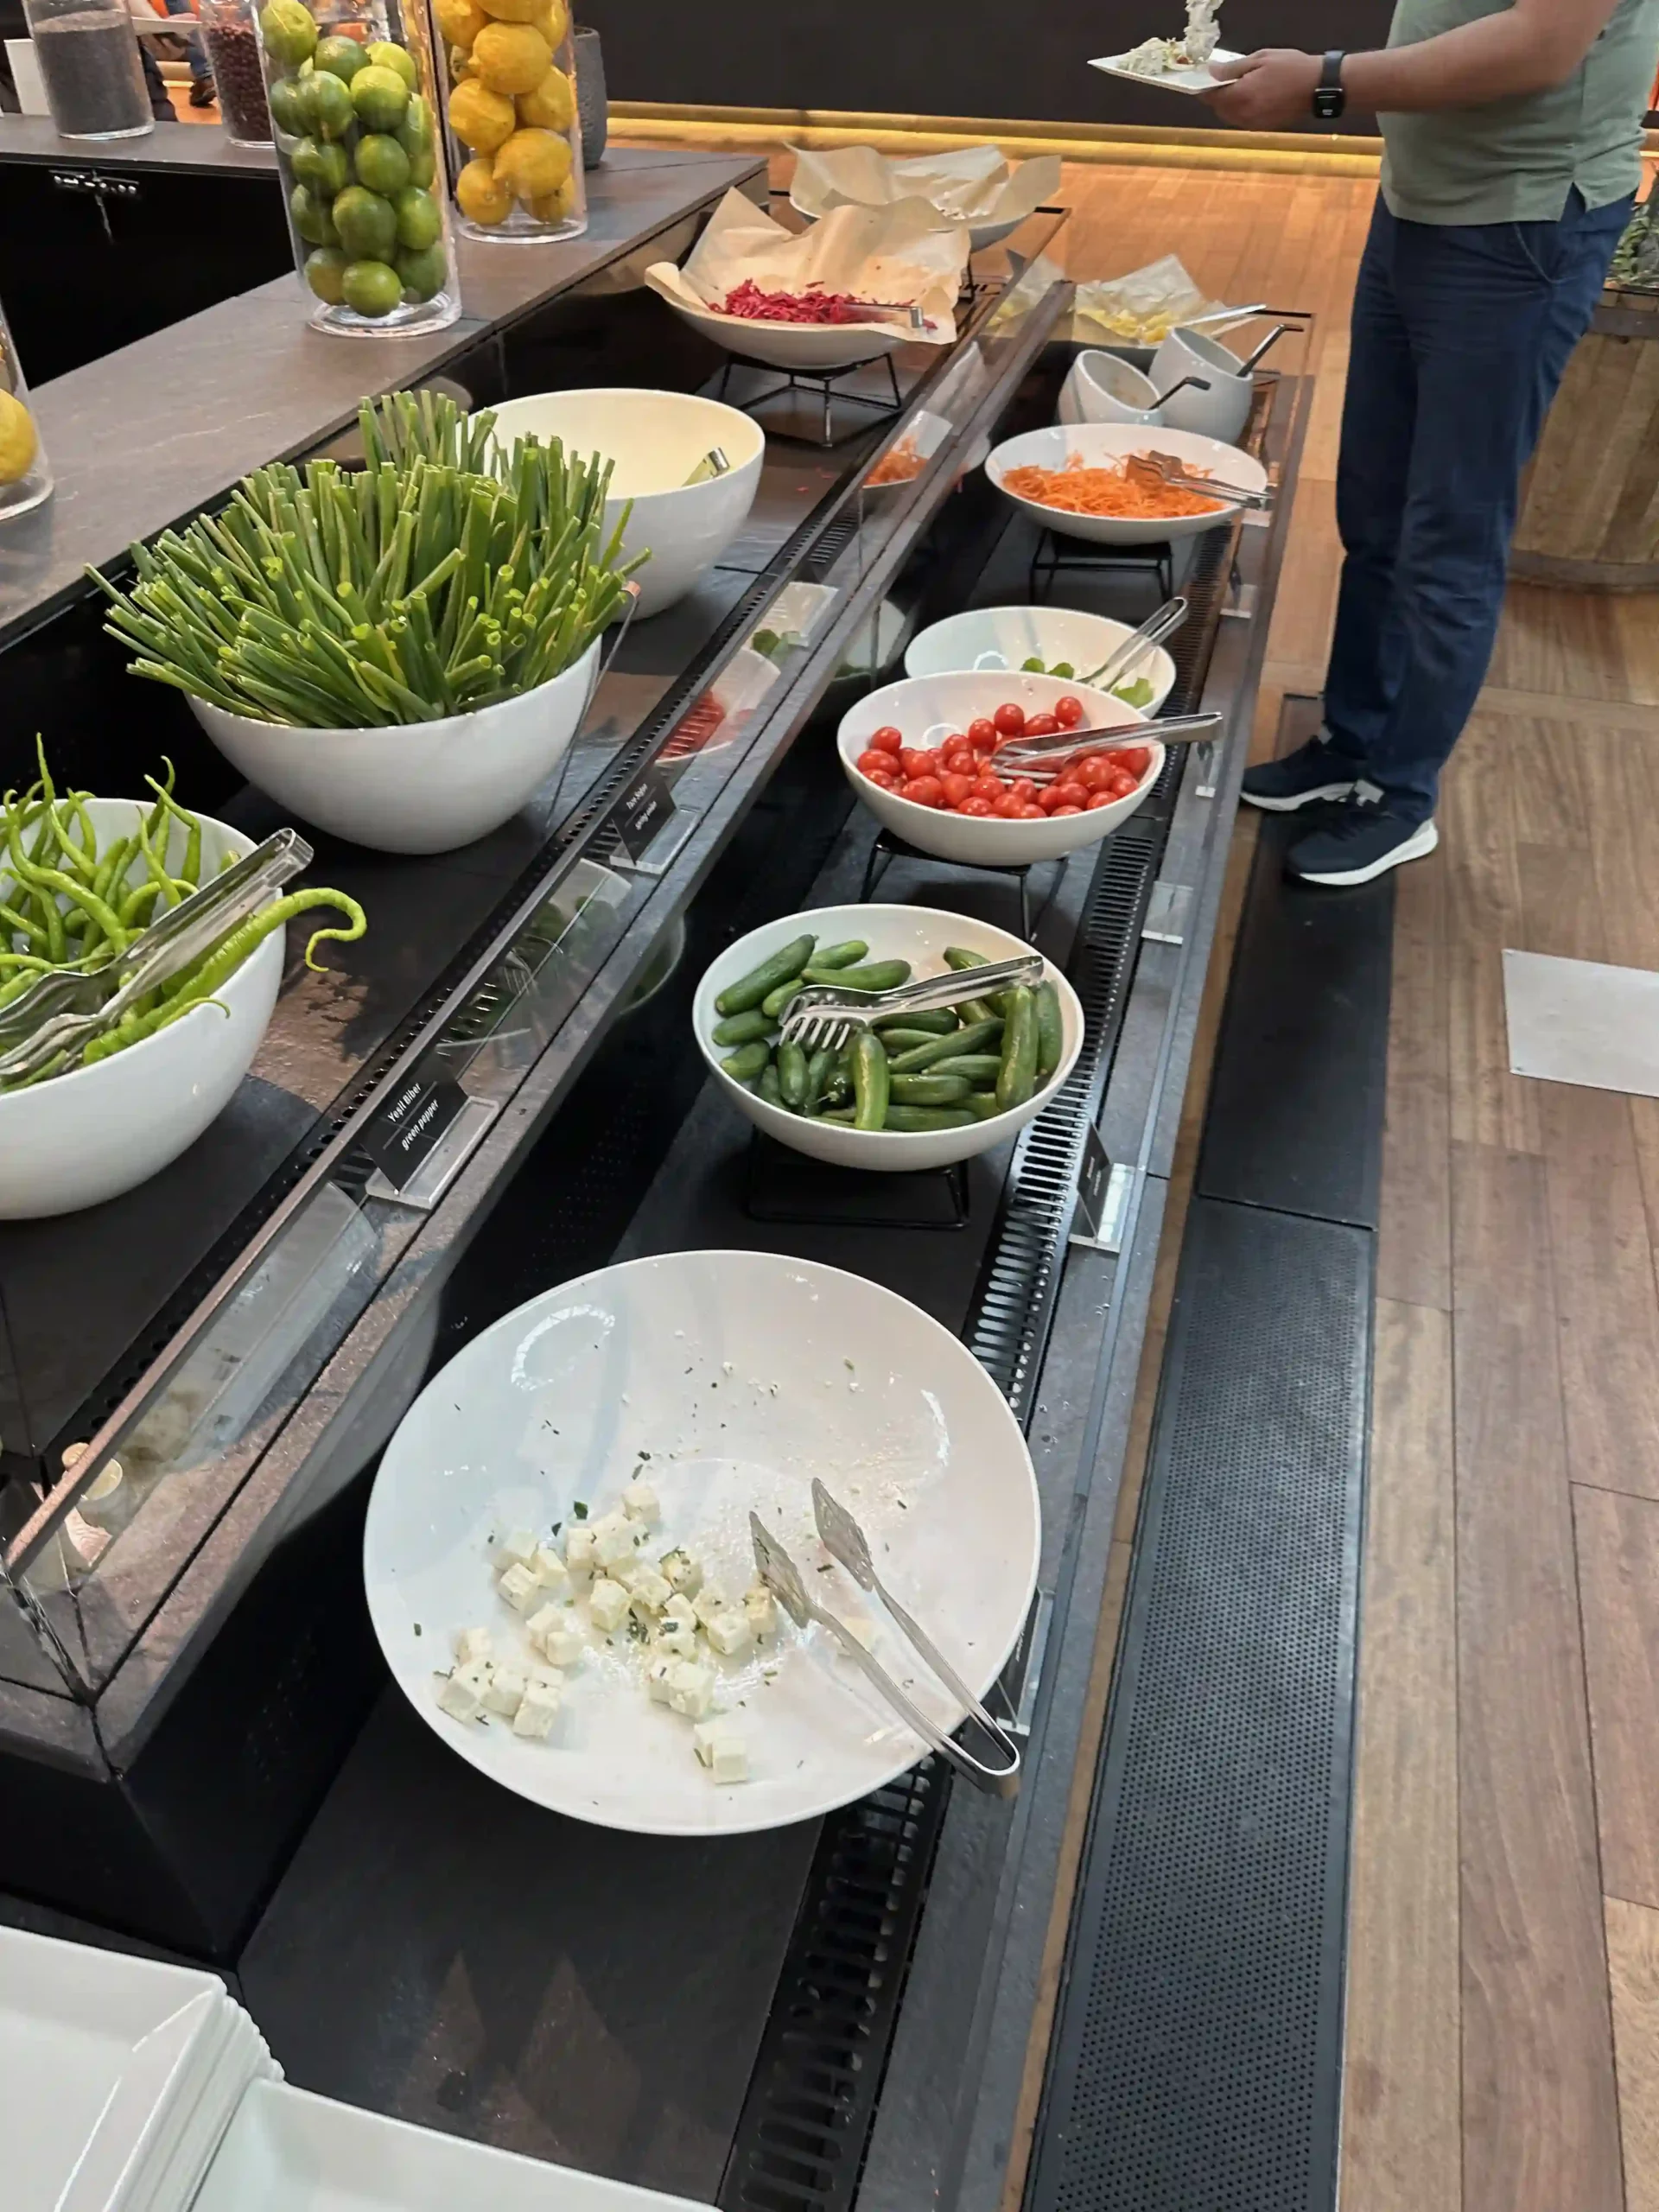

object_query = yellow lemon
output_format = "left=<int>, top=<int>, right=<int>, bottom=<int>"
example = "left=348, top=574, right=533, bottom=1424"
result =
left=0, top=391, right=37, bottom=487
left=528, top=173, right=578, bottom=223
left=446, top=76, right=516, bottom=151
left=493, top=124, right=571, bottom=201
left=474, top=0, right=541, bottom=21
left=471, top=19, right=550, bottom=92
left=434, top=0, right=486, bottom=48
left=450, top=44, right=474, bottom=77
left=455, top=154, right=513, bottom=224
left=530, top=0, right=569, bottom=47
left=516, top=65, right=574, bottom=130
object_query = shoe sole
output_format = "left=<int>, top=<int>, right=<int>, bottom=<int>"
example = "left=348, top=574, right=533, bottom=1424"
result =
left=1240, top=779, right=1357, bottom=814
left=1291, top=820, right=1440, bottom=887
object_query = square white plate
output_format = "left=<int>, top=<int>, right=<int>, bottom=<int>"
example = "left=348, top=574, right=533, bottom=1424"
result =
left=1089, top=48, right=1243, bottom=93
left=1503, top=949, right=1659, bottom=1097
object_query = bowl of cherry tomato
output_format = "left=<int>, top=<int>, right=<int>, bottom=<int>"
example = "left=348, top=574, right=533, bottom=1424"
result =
left=836, top=671, right=1163, bottom=865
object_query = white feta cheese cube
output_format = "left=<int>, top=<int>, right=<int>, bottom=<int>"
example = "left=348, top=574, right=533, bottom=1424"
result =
left=484, top=1663, right=526, bottom=1716
left=512, top=1670, right=563, bottom=1738
left=564, top=1526, right=597, bottom=1576
left=452, top=1624, right=493, bottom=1665
left=621, top=1479, right=660, bottom=1526
left=589, top=1576, right=630, bottom=1633
left=660, top=1548, right=702, bottom=1599
left=629, top=1566, right=672, bottom=1617
left=524, top=1602, right=566, bottom=1652
left=591, top=1510, right=635, bottom=1567
left=664, top=1593, right=696, bottom=1629
left=645, top=1655, right=677, bottom=1704
left=435, top=1664, right=487, bottom=1723
left=532, top=1546, right=569, bottom=1594
left=497, top=1561, right=542, bottom=1614
left=542, top=1625, right=586, bottom=1669
left=692, top=1586, right=728, bottom=1629
left=495, top=1528, right=539, bottom=1573
left=705, top=1609, right=753, bottom=1658
left=693, top=1723, right=749, bottom=1783
left=666, top=1661, right=715, bottom=1719
left=655, top=1618, right=699, bottom=1662
left=743, top=1586, right=777, bottom=1642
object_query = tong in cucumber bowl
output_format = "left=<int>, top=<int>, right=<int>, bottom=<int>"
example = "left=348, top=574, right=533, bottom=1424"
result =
left=749, top=1478, right=1022, bottom=1798
left=775, top=950, right=1044, bottom=1053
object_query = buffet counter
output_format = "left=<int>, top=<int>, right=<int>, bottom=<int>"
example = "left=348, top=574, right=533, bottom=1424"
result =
left=0, top=159, right=1313, bottom=2212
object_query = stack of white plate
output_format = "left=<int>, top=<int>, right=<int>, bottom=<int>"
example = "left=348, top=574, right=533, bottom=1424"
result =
left=0, top=1924, right=277, bottom=2212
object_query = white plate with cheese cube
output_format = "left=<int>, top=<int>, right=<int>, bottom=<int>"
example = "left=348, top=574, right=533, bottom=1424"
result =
left=362, top=1249, right=1041, bottom=1835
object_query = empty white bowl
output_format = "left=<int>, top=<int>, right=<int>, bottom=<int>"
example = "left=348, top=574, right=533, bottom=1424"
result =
left=1148, top=325, right=1255, bottom=442
left=190, top=641, right=600, bottom=856
left=484, top=389, right=765, bottom=619
left=695, top=901, right=1084, bottom=1173
left=1058, top=350, right=1163, bottom=429
left=986, top=422, right=1267, bottom=547
left=837, top=671, right=1162, bottom=865
left=904, top=606, right=1178, bottom=711
left=0, top=799, right=284, bottom=1219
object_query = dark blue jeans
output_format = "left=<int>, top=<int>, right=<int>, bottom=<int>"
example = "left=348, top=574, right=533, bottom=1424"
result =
left=1324, top=188, right=1630, bottom=823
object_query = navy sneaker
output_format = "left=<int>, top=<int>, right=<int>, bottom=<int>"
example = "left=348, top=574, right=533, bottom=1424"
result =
left=1241, top=734, right=1363, bottom=813
left=1286, top=791, right=1439, bottom=887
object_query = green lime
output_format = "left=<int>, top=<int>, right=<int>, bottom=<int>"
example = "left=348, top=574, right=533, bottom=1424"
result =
left=397, top=91, right=433, bottom=156
left=266, top=74, right=307, bottom=135
left=332, top=182, right=397, bottom=259
left=350, top=62, right=408, bottom=131
left=354, top=131, right=410, bottom=194
left=391, top=183, right=441, bottom=251
left=289, top=181, right=338, bottom=245
left=301, top=66, right=354, bottom=138
left=257, top=0, right=315, bottom=67
left=405, top=144, right=436, bottom=188
left=363, top=39, right=417, bottom=90
left=304, top=245, right=348, bottom=302
left=290, top=134, right=348, bottom=193
left=341, top=258, right=403, bottom=317
left=312, top=32, right=365, bottom=81
left=395, top=243, right=448, bottom=302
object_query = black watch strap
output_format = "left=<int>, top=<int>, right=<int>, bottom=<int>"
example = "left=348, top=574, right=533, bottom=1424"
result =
left=1313, top=48, right=1347, bottom=120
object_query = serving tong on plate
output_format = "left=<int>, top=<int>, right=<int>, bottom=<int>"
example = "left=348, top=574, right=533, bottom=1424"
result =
left=996, top=710, right=1224, bottom=779
left=749, top=1479, right=1022, bottom=1798
left=1078, top=593, right=1188, bottom=690
left=1124, top=450, right=1272, bottom=511
left=0, top=829, right=310, bottom=1085
left=776, top=950, right=1044, bottom=1052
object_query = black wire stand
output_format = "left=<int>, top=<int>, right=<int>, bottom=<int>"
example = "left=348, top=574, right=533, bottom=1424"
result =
left=860, top=827, right=1065, bottom=944
left=1029, top=530, right=1175, bottom=606
left=715, top=351, right=905, bottom=448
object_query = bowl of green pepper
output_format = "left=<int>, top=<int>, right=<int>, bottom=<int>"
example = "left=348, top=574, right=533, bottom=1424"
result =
left=694, top=902, right=1084, bottom=1173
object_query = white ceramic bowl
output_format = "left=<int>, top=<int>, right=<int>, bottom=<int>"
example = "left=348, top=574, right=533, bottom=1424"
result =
left=189, top=641, right=599, bottom=856
left=1058, top=349, right=1163, bottom=429
left=1148, top=325, right=1254, bottom=442
left=0, top=799, right=283, bottom=1219
left=904, top=605, right=1178, bottom=711
left=484, top=390, right=765, bottom=619
left=838, top=671, right=1163, bottom=865
left=363, top=1249, right=1041, bottom=1834
left=695, top=901, right=1084, bottom=1173
left=985, top=422, right=1267, bottom=546
left=654, top=290, right=912, bottom=372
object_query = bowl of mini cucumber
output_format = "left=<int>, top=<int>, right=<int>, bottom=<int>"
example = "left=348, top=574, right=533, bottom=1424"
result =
left=694, top=903, right=1084, bottom=1173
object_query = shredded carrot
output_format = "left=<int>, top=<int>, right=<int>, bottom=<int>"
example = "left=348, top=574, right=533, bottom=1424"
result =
left=1001, top=454, right=1224, bottom=519
left=867, top=435, right=924, bottom=487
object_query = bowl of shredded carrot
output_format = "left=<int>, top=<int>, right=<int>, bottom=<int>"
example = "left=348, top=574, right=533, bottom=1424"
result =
left=985, top=423, right=1267, bottom=545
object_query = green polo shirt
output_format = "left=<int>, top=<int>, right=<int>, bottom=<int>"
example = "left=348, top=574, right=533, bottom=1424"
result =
left=1380, top=0, right=1659, bottom=224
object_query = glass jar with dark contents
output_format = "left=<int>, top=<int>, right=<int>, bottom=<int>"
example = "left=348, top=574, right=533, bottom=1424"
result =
left=22, top=0, right=151, bottom=142
left=200, top=0, right=271, bottom=143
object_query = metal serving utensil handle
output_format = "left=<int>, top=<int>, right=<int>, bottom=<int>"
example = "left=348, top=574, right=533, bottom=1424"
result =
left=1082, top=595, right=1188, bottom=692
left=109, top=830, right=309, bottom=1006
left=999, top=711, right=1223, bottom=771
left=785, top=952, right=1043, bottom=1025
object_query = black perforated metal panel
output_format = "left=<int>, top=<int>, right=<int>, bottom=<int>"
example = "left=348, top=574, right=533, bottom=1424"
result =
left=1027, top=1198, right=1368, bottom=2212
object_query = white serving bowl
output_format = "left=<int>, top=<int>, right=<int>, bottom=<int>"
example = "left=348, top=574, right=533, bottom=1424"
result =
left=985, top=422, right=1267, bottom=546
left=0, top=799, right=284, bottom=1219
left=837, top=671, right=1163, bottom=865
left=189, top=641, right=600, bottom=856
left=1058, top=349, right=1163, bottom=429
left=654, top=291, right=912, bottom=372
left=364, top=1249, right=1041, bottom=1834
left=695, top=900, right=1084, bottom=1173
left=905, top=605, right=1178, bottom=711
left=484, top=390, right=765, bottom=619
left=1148, top=325, right=1255, bottom=442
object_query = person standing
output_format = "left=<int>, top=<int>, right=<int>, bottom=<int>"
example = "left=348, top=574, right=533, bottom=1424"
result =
left=1202, top=0, right=1659, bottom=886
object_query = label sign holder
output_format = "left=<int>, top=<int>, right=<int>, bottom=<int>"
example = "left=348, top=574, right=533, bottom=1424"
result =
left=363, top=1067, right=499, bottom=1212
left=604, top=762, right=699, bottom=877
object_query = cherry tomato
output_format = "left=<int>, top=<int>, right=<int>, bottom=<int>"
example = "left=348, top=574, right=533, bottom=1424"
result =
left=1052, top=779, right=1089, bottom=809
left=940, top=771, right=976, bottom=805
left=1008, top=779, right=1038, bottom=805
left=1052, top=804, right=1084, bottom=817
left=994, top=794, right=1026, bottom=818
left=1116, top=746, right=1150, bottom=778
left=899, top=748, right=933, bottom=780
left=1019, top=804, right=1046, bottom=819
left=1038, top=785, right=1072, bottom=814
left=942, top=743, right=976, bottom=775
left=868, top=725, right=903, bottom=755
left=959, top=796, right=996, bottom=817
left=1085, top=790, right=1117, bottom=810
left=864, top=766, right=899, bottom=789
left=967, top=717, right=999, bottom=753
left=993, top=702, right=1026, bottom=737
left=1024, top=713, right=1060, bottom=740
left=973, top=775, right=1007, bottom=802
left=1076, top=757, right=1115, bottom=793
left=856, top=749, right=895, bottom=777
left=905, top=775, right=944, bottom=808
left=1054, top=695, right=1084, bottom=729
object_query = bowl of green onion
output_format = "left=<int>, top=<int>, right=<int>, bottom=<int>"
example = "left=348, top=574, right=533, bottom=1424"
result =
left=95, top=394, right=642, bottom=857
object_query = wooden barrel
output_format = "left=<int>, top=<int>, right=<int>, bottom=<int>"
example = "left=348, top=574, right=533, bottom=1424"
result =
left=1512, top=290, right=1659, bottom=591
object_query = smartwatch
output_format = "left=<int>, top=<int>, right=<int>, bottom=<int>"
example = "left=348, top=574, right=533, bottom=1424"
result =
left=1313, top=50, right=1347, bottom=121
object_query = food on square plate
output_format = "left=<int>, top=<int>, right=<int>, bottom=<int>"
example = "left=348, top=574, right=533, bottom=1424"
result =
left=999, top=454, right=1224, bottom=519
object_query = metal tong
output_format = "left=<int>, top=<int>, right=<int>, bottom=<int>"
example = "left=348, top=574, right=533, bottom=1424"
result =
left=777, top=950, right=1044, bottom=1052
left=845, top=300, right=928, bottom=332
left=1079, top=594, right=1188, bottom=690
left=0, top=829, right=310, bottom=1085
left=750, top=1480, right=1022, bottom=1798
left=997, top=710, right=1224, bottom=779
left=683, top=446, right=732, bottom=486
left=1125, top=450, right=1272, bottom=511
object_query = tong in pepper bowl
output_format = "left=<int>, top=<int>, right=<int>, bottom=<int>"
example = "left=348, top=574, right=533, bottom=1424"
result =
left=776, top=950, right=1044, bottom=1053
left=749, top=1484, right=1022, bottom=1798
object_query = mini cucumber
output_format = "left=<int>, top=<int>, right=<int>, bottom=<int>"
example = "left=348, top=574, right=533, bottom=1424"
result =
left=809, top=940, right=868, bottom=970
left=711, top=1007, right=772, bottom=1047
left=814, top=1107, right=856, bottom=1123
left=804, top=1046, right=837, bottom=1115
left=995, top=985, right=1039, bottom=1112
left=803, top=959, right=912, bottom=994
left=778, top=1040, right=809, bottom=1110
left=721, top=1040, right=771, bottom=1084
left=716, top=935, right=817, bottom=1016
left=942, top=946, right=1003, bottom=1024
left=1034, top=981, right=1064, bottom=1081
left=757, top=1063, right=784, bottom=1108
left=926, top=1053, right=1004, bottom=1084
left=889, top=1072, right=972, bottom=1106
left=876, top=1027, right=954, bottom=1056
left=761, top=975, right=809, bottom=1020
left=966, top=1091, right=1007, bottom=1121
left=874, top=1007, right=957, bottom=1036
left=889, top=1017, right=1003, bottom=1073
left=851, top=1030, right=891, bottom=1131
left=883, top=1104, right=976, bottom=1131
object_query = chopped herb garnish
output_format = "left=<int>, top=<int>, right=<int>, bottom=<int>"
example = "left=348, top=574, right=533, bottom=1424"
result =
left=573, top=1501, right=588, bottom=1519
left=413, top=1624, right=423, bottom=1637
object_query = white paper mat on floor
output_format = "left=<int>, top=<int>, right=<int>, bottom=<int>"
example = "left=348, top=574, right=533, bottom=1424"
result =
left=1504, top=949, right=1659, bottom=1096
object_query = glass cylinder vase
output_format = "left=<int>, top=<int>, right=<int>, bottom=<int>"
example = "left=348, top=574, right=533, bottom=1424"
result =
left=433, top=0, right=586, bottom=245
left=0, top=303, right=54, bottom=525
left=22, top=0, right=151, bottom=143
left=200, top=0, right=272, bottom=143
left=256, top=0, right=462, bottom=337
